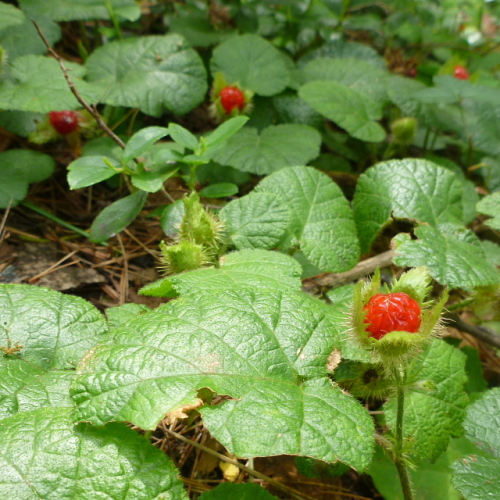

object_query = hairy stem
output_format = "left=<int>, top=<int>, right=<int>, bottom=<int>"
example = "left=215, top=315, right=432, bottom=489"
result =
left=392, top=366, right=415, bottom=500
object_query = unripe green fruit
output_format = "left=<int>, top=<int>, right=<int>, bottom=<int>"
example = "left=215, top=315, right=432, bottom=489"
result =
left=391, top=117, right=417, bottom=145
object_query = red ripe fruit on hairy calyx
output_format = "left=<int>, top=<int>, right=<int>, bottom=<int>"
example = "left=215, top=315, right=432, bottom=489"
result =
left=49, top=110, right=79, bottom=135
left=453, top=65, right=469, bottom=80
left=363, top=292, right=422, bottom=340
left=219, top=86, right=245, bottom=114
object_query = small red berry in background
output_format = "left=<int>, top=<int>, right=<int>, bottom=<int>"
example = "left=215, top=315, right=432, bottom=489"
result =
left=219, top=86, right=246, bottom=114
left=49, top=110, right=79, bottom=135
left=363, top=292, right=422, bottom=340
left=453, top=65, right=470, bottom=80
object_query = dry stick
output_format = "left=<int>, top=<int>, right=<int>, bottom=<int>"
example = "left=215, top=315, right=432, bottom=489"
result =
left=302, top=249, right=396, bottom=294
left=116, top=234, right=129, bottom=305
left=0, top=200, right=13, bottom=247
left=163, top=428, right=316, bottom=500
left=31, top=19, right=126, bottom=150
left=445, top=312, right=500, bottom=349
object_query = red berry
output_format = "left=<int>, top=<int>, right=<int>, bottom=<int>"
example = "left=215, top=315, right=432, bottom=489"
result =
left=219, top=86, right=245, bottom=114
left=363, top=292, right=422, bottom=340
left=49, top=110, right=79, bottom=135
left=453, top=65, right=469, bottom=80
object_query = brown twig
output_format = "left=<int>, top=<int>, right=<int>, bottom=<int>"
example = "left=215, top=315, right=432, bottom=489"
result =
left=31, top=19, right=127, bottom=150
left=444, top=312, right=500, bottom=349
left=302, top=250, right=395, bottom=294
left=0, top=200, right=13, bottom=248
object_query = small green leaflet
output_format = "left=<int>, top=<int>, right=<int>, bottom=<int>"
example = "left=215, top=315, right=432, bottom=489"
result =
left=67, top=156, right=119, bottom=190
left=89, top=190, right=148, bottom=243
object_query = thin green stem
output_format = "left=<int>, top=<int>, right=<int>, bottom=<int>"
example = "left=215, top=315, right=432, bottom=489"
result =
left=105, top=0, right=124, bottom=40
left=392, top=366, right=415, bottom=500
left=21, top=201, right=108, bottom=246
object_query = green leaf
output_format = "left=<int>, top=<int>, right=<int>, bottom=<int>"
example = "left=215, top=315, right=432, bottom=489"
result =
left=0, top=111, right=42, bottom=137
left=0, top=360, right=73, bottom=419
left=393, top=225, right=500, bottom=290
left=160, top=200, right=185, bottom=238
left=384, top=339, right=468, bottom=461
left=18, top=0, right=139, bottom=21
left=0, top=284, right=107, bottom=370
left=168, top=123, right=199, bottom=151
left=140, top=249, right=303, bottom=298
left=387, top=75, right=457, bottom=131
left=85, top=35, right=207, bottom=117
left=300, top=58, right=389, bottom=104
left=461, top=387, right=500, bottom=457
left=0, top=408, right=187, bottom=499
left=353, top=159, right=464, bottom=253
left=0, top=149, right=55, bottom=208
left=299, top=39, right=386, bottom=70
left=220, top=192, right=292, bottom=250
left=452, top=388, right=500, bottom=500
left=106, top=303, right=151, bottom=330
left=130, top=165, right=178, bottom=193
left=452, top=455, right=500, bottom=500
left=256, top=166, right=360, bottom=272
left=199, top=182, right=238, bottom=198
left=122, top=126, right=170, bottom=162
left=0, top=4, right=24, bottom=31
left=477, top=192, right=500, bottom=230
left=368, top=436, right=481, bottom=500
left=0, top=55, right=100, bottom=113
left=67, top=156, right=118, bottom=190
left=272, top=91, right=323, bottom=128
left=211, top=34, right=290, bottom=96
left=89, top=190, right=148, bottom=243
left=169, top=9, right=235, bottom=48
left=204, top=116, right=249, bottom=148
left=72, top=288, right=374, bottom=470
left=199, top=483, right=278, bottom=500
left=0, top=11, right=61, bottom=61
left=299, top=80, right=386, bottom=142
left=212, top=124, right=321, bottom=175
